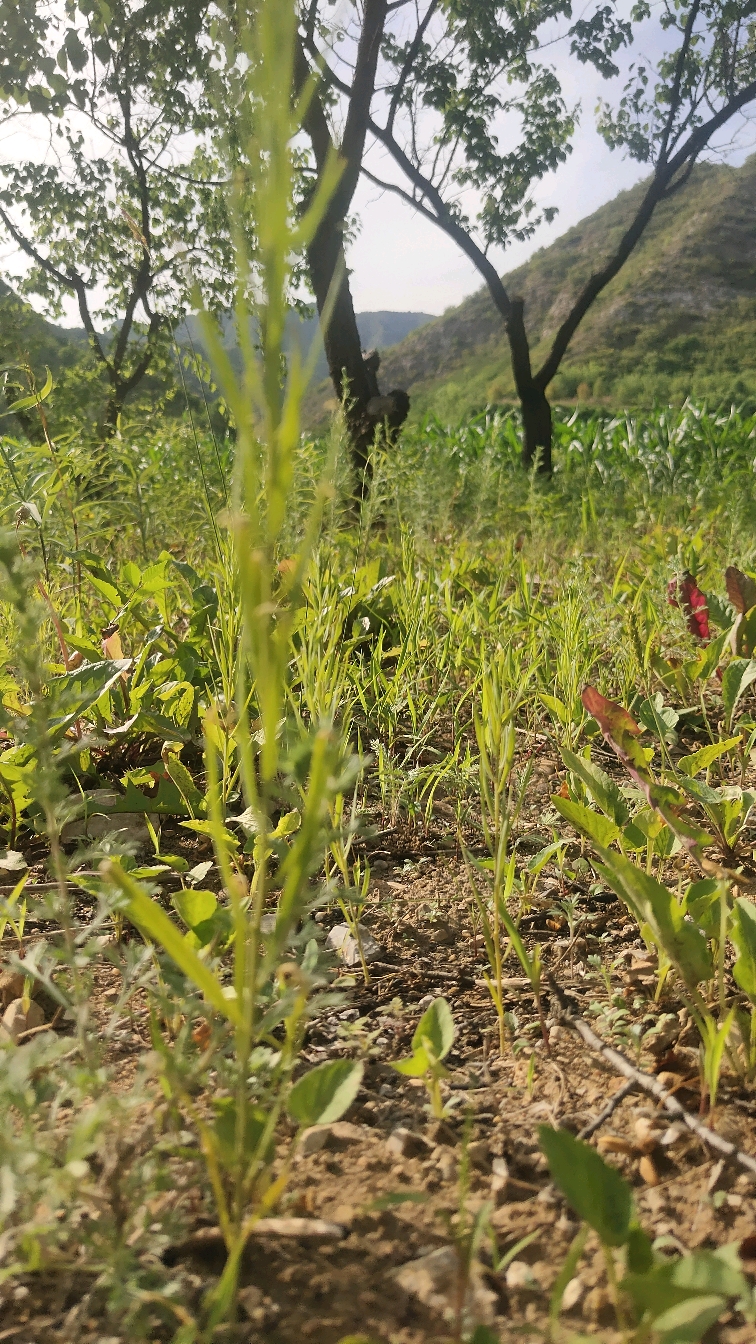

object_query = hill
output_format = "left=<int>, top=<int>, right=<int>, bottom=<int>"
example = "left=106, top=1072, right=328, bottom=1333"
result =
left=355, top=156, right=756, bottom=421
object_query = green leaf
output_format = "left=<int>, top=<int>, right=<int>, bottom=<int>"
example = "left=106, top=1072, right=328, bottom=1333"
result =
left=103, top=862, right=241, bottom=1025
left=172, top=888, right=217, bottom=930
left=391, top=1046, right=431, bottom=1077
left=551, top=795, right=620, bottom=847
left=411, top=996, right=455, bottom=1061
left=561, top=747, right=629, bottom=824
left=677, top=737, right=741, bottom=777
left=288, top=1059, right=364, bottom=1127
left=722, top=659, right=756, bottom=728
left=163, top=754, right=206, bottom=818
left=538, top=1126, right=632, bottom=1246
left=653, top=1296, right=726, bottom=1342
left=47, top=659, right=132, bottom=737
left=730, top=896, right=756, bottom=1002
left=594, top=846, right=712, bottom=987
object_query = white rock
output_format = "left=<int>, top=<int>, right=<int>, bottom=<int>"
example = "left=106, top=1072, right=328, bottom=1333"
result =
left=325, top=923, right=382, bottom=967
left=505, top=1260, right=537, bottom=1291
left=1, top=998, right=45, bottom=1043
left=562, top=1276, right=585, bottom=1311
left=385, top=1127, right=428, bottom=1159
left=61, top=791, right=156, bottom=852
left=299, top=1125, right=330, bottom=1156
left=393, top=1246, right=497, bottom=1326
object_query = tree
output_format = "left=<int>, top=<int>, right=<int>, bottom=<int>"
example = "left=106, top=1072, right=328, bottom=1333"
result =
left=294, top=0, right=636, bottom=475
left=0, top=0, right=234, bottom=431
left=333, top=0, right=756, bottom=470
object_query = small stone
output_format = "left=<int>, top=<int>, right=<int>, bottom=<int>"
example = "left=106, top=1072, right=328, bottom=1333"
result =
left=643, top=1187, right=668, bottom=1214
left=505, top=1260, right=537, bottom=1291
left=325, top=923, right=382, bottom=967
left=561, top=1276, right=585, bottom=1312
left=328, top=1121, right=364, bottom=1144
left=0, top=970, right=25, bottom=1009
left=394, top=1246, right=497, bottom=1326
left=386, top=1127, right=428, bottom=1159
left=491, top=1157, right=509, bottom=1203
left=466, top=1140, right=490, bottom=1171
left=634, top=1116, right=661, bottom=1151
left=660, top=1124, right=684, bottom=1148
left=437, top=1151, right=457, bottom=1183
left=1, top=998, right=45, bottom=1043
left=299, top=1126, right=330, bottom=1156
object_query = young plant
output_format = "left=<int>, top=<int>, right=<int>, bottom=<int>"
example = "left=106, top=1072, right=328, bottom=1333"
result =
left=467, top=649, right=534, bottom=1054
left=389, top=996, right=455, bottom=1118
left=539, top=1125, right=753, bottom=1342
left=98, top=0, right=364, bottom=1330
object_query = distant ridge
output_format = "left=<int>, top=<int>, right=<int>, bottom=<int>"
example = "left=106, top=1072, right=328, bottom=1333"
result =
left=371, top=157, right=756, bottom=420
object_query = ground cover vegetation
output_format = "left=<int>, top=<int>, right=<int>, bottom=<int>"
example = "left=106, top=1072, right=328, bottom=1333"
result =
left=4, top=2, right=756, bottom=1344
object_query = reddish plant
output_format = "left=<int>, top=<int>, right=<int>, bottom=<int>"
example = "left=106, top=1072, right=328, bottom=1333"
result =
left=668, top=572, right=710, bottom=642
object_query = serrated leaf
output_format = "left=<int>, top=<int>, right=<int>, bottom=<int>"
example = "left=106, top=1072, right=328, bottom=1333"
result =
left=677, top=738, right=740, bottom=777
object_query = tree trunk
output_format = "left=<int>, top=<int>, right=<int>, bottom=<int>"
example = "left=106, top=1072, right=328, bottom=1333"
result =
left=306, top=223, right=408, bottom=495
left=505, top=297, right=552, bottom=474
left=520, top=384, right=552, bottom=474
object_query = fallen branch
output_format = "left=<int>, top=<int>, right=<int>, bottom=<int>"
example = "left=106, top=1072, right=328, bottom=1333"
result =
left=548, top=975, right=756, bottom=1178
left=578, top=1078, right=637, bottom=1140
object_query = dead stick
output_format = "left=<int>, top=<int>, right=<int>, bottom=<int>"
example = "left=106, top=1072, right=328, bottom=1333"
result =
left=578, top=1078, right=637, bottom=1140
left=548, top=975, right=756, bottom=1178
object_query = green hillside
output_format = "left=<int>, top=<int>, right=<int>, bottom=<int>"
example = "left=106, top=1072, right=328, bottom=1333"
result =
left=374, top=156, right=756, bottom=420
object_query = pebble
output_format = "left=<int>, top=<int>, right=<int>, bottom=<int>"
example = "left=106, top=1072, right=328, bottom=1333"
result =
left=394, top=1246, right=497, bottom=1325
left=298, top=1121, right=366, bottom=1156
left=325, top=923, right=382, bottom=967
left=385, top=1127, right=428, bottom=1159
left=505, top=1260, right=538, bottom=1291
left=0, top=998, right=45, bottom=1043
left=561, top=1275, right=585, bottom=1311
left=0, top=970, right=25, bottom=1009
left=436, top=1151, right=457, bottom=1182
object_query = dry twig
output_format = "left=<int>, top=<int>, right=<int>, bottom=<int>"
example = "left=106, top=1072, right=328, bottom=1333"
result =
left=548, top=975, right=756, bottom=1178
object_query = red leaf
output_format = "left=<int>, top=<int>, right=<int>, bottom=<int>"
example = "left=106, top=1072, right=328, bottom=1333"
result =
left=667, top=572, right=710, bottom=642
left=725, top=566, right=756, bottom=615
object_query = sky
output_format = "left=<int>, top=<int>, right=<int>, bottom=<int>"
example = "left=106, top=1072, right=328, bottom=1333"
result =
left=1, top=7, right=754, bottom=326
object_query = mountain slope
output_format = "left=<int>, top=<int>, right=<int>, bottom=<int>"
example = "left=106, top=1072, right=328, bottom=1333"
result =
left=373, top=156, right=756, bottom=419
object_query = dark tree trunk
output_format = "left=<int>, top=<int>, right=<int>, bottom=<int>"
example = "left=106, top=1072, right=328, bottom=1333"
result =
left=505, top=296, right=552, bottom=474
left=307, top=223, right=409, bottom=495
left=520, top=384, right=552, bottom=474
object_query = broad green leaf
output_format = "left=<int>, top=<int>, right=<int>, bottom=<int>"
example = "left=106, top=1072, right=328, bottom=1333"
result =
left=551, top=794, right=620, bottom=847
left=288, top=1059, right=363, bottom=1127
left=164, top=754, right=206, bottom=818
left=654, top=1296, right=726, bottom=1343
left=412, top=997, right=455, bottom=1061
left=593, top=846, right=712, bottom=987
left=104, top=862, right=241, bottom=1025
left=541, top=692, right=569, bottom=724
left=677, top=737, right=741, bottom=777
left=271, top=809, right=301, bottom=838
left=391, top=1046, right=431, bottom=1077
left=682, top=879, right=722, bottom=940
left=47, top=659, right=132, bottom=737
left=538, top=1126, right=632, bottom=1246
left=172, top=889, right=217, bottom=930
left=722, top=658, right=756, bottom=727
left=213, top=1098, right=272, bottom=1164
left=639, top=693, right=679, bottom=743
left=561, top=746, right=629, bottom=825
left=731, top=896, right=756, bottom=1002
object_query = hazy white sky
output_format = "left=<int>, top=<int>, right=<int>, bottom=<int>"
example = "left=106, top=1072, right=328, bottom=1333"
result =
left=350, top=19, right=756, bottom=316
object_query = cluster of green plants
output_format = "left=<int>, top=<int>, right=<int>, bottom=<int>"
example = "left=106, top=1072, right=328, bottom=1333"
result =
left=3, top=4, right=756, bottom=1344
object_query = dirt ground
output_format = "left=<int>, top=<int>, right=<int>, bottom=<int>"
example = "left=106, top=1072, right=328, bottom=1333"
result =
left=3, top=756, right=756, bottom=1344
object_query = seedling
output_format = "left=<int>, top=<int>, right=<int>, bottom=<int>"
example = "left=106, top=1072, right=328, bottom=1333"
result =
left=390, top=996, right=455, bottom=1118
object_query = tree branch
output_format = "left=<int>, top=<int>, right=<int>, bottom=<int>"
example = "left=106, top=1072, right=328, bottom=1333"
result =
left=658, top=0, right=702, bottom=165
left=535, top=75, right=756, bottom=391
left=387, top=0, right=438, bottom=135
